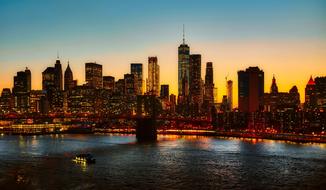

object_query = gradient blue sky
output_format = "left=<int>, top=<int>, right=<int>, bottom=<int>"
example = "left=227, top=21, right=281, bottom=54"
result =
left=1, top=0, right=325, bottom=105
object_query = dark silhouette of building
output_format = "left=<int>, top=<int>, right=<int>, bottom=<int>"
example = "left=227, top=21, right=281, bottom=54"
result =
left=13, top=68, right=31, bottom=112
left=85, top=62, right=102, bottom=89
left=42, top=61, right=64, bottom=113
left=238, top=66, right=264, bottom=112
left=189, top=54, right=202, bottom=112
left=270, top=75, right=278, bottom=94
left=204, top=62, right=214, bottom=108
left=124, top=74, right=137, bottom=96
left=115, top=79, right=125, bottom=95
left=315, top=76, right=326, bottom=109
left=264, top=76, right=300, bottom=112
left=54, top=59, right=63, bottom=91
left=0, top=88, right=14, bottom=113
left=305, top=76, right=317, bottom=110
left=160, top=85, right=169, bottom=100
left=103, top=76, right=115, bottom=92
left=131, top=63, right=143, bottom=95
left=64, top=63, right=75, bottom=91
left=227, top=80, right=233, bottom=110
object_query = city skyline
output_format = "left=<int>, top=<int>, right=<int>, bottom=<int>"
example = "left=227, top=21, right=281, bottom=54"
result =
left=1, top=0, right=326, bottom=106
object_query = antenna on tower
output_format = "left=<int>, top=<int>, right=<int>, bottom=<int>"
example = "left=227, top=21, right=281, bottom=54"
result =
left=57, top=51, right=59, bottom=59
left=183, top=24, right=185, bottom=44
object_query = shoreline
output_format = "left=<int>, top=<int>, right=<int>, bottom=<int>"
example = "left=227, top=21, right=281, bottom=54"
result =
left=2, top=129, right=325, bottom=144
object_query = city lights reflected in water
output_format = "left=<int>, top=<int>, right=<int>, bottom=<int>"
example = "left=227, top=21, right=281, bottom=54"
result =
left=0, top=134, right=325, bottom=189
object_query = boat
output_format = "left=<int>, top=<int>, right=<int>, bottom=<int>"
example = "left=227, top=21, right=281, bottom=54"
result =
left=73, top=153, right=96, bottom=164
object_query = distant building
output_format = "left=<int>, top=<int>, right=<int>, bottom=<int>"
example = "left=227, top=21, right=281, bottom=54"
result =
left=178, top=29, right=190, bottom=97
left=64, top=63, right=75, bottom=91
left=67, top=85, right=96, bottom=113
left=227, top=80, right=233, bottom=110
left=147, top=57, right=160, bottom=96
left=315, top=76, right=326, bottom=110
left=131, top=63, right=143, bottom=95
left=85, top=62, right=103, bottom=89
left=238, top=66, right=264, bottom=112
left=42, top=60, right=64, bottom=113
left=103, top=76, right=115, bottom=92
left=29, top=90, right=47, bottom=113
left=124, top=74, right=137, bottom=96
left=160, top=85, right=169, bottom=100
left=305, top=76, right=326, bottom=110
left=204, top=62, right=214, bottom=107
left=263, top=77, right=300, bottom=112
left=305, top=76, right=317, bottom=110
left=54, top=59, right=63, bottom=91
left=0, top=88, right=14, bottom=113
left=115, top=79, right=125, bottom=95
left=189, top=54, right=202, bottom=110
left=13, top=68, right=31, bottom=112
left=170, top=94, right=176, bottom=113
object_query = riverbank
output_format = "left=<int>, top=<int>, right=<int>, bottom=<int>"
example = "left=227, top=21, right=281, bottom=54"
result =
left=94, top=128, right=326, bottom=144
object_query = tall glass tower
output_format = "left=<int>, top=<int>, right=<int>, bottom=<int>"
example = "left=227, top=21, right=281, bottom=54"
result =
left=178, top=25, right=190, bottom=96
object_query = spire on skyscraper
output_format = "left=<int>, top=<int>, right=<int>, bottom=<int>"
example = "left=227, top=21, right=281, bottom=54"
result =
left=183, top=24, right=185, bottom=44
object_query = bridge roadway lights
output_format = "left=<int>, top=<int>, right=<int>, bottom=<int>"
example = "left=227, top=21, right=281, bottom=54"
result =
left=136, top=117, right=157, bottom=142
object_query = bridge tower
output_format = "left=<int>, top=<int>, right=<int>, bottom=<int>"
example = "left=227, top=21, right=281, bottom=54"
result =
left=135, top=95, right=159, bottom=142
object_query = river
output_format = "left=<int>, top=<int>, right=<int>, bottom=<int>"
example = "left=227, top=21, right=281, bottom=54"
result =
left=0, top=134, right=325, bottom=189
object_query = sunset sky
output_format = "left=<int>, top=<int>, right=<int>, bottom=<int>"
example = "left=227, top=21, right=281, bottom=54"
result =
left=0, top=0, right=325, bottom=106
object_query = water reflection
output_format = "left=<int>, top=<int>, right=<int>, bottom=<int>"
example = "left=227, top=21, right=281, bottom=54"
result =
left=0, top=134, right=325, bottom=189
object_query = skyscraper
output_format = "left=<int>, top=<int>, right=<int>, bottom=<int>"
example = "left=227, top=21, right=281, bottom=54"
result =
left=204, top=62, right=214, bottom=106
left=270, top=75, right=278, bottom=94
left=103, top=76, right=115, bottom=92
left=131, top=63, right=143, bottom=95
left=42, top=67, right=56, bottom=91
left=189, top=54, right=202, bottom=106
left=147, top=57, right=160, bottom=96
left=227, top=80, right=233, bottom=110
left=305, top=76, right=317, bottom=110
left=238, top=67, right=264, bottom=112
left=315, top=77, right=326, bottom=109
left=160, top=85, right=169, bottom=100
left=178, top=26, right=190, bottom=97
left=85, top=62, right=103, bottom=89
left=54, top=59, right=63, bottom=91
left=13, top=68, right=31, bottom=112
left=124, top=74, right=136, bottom=96
left=64, top=63, right=74, bottom=91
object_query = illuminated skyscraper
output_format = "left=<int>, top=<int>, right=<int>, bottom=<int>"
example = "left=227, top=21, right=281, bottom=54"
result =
left=227, top=80, right=233, bottom=110
left=189, top=54, right=203, bottom=108
left=204, top=62, right=214, bottom=106
left=85, top=62, right=103, bottom=89
left=64, top=63, right=74, bottom=91
left=147, top=57, right=160, bottom=96
left=238, top=67, right=264, bottom=112
left=178, top=25, right=190, bottom=97
left=131, top=63, right=143, bottom=95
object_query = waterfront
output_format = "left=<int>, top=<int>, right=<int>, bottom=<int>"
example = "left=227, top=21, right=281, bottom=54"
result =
left=0, top=134, right=325, bottom=189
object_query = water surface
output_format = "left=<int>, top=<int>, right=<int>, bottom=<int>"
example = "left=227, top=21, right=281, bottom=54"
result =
left=0, top=134, right=325, bottom=189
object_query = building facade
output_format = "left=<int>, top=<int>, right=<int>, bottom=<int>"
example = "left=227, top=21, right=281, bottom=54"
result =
left=147, top=57, right=160, bottom=96
left=238, top=67, right=264, bottom=112
left=85, top=62, right=103, bottom=89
